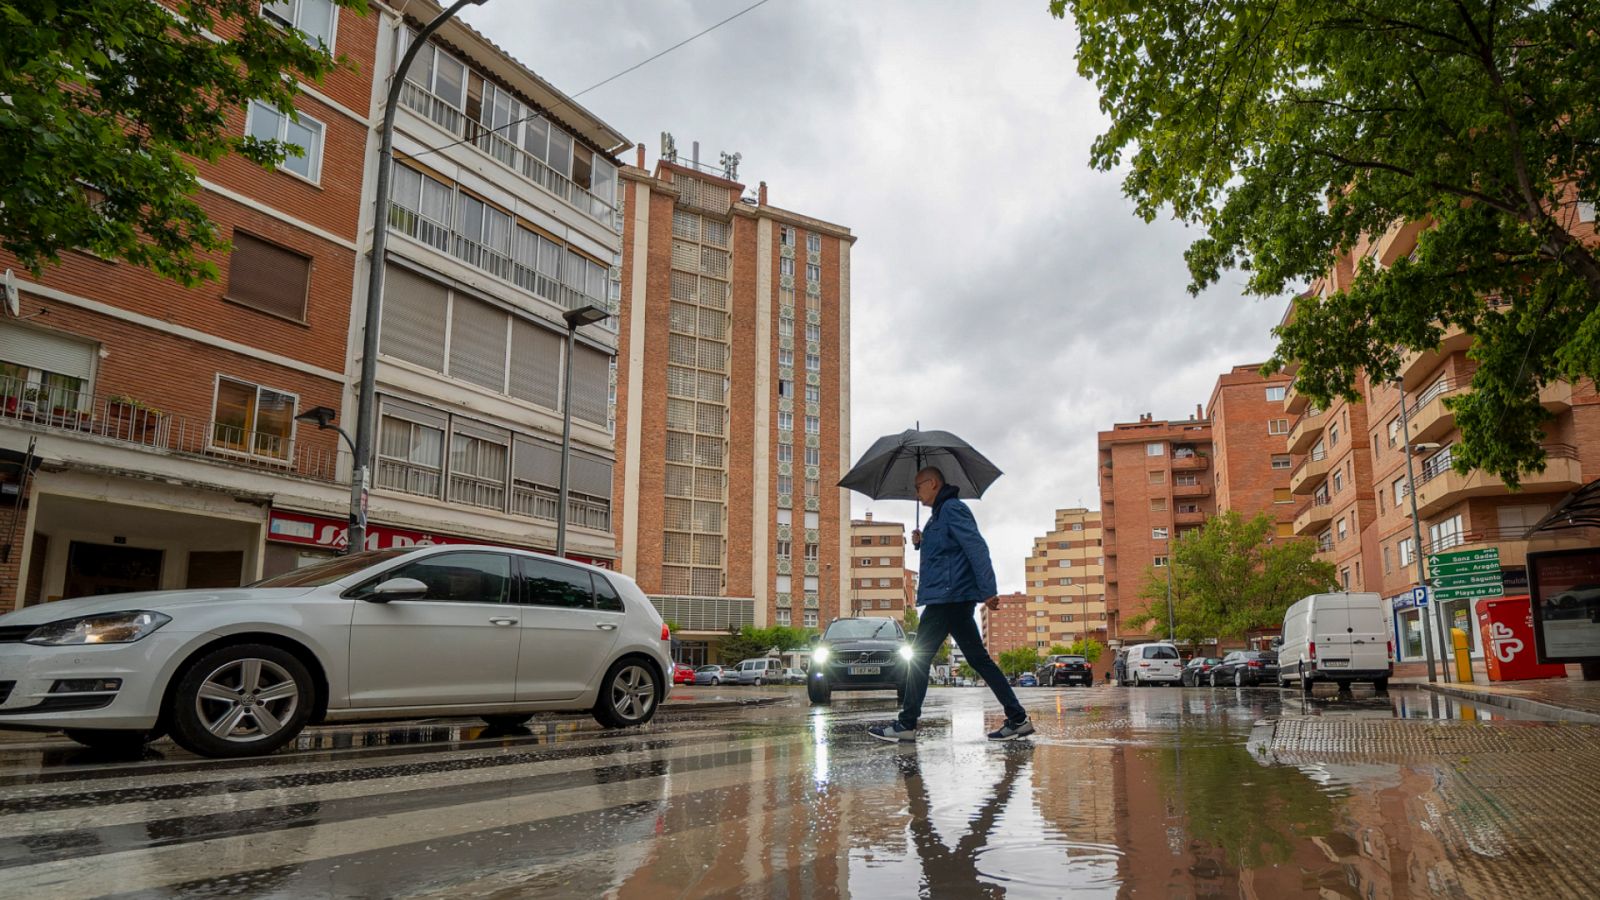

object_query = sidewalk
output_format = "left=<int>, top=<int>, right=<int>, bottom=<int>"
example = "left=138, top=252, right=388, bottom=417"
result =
left=1395, top=662, right=1600, bottom=723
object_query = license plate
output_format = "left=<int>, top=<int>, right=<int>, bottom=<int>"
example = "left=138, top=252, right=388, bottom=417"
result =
left=848, top=666, right=880, bottom=676
left=1322, top=659, right=1349, bottom=667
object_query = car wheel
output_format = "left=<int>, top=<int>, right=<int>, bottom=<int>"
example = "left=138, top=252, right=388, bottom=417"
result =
left=593, top=658, right=661, bottom=729
left=807, top=676, right=832, bottom=705
left=63, top=729, right=154, bottom=755
left=1208, top=672, right=1218, bottom=688
left=1373, top=677, right=1390, bottom=693
left=481, top=714, right=534, bottom=729
left=168, top=643, right=313, bottom=759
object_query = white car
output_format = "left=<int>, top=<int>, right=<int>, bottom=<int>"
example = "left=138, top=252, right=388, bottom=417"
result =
left=1125, top=642, right=1184, bottom=686
left=0, top=546, right=673, bottom=757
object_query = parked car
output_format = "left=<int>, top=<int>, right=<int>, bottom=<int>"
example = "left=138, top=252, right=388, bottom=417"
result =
left=1036, top=654, right=1093, bottom=686
left=1180, top=656, right=1223, bottom=687
left=673, top=664, right=696, bottom=686
left=1017, top=672, right=1039, bottom=687
left=807, top=617, right=912, bottom=704
left=781, top=667, right=807, bottom=685
left=1279, top=592, right=1392, bottom=691
left=693, top=665, right=731, bottom=686
left=1125, top=642, right=1183, bottom=686
left=733, top=657, right=783, bottom=685
left=0, top=546, right=674, bottom=758
left=1209, top=651, right=1280, bottom=687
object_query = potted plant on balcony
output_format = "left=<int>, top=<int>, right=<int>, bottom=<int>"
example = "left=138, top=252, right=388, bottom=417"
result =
left=19, top=387, right=41, bottom=417
left=107, top=395, right=164, bottom=442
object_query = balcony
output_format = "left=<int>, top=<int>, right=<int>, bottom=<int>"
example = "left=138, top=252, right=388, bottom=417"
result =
left=1284, top=381, right=1310, bottom=415
left=1170, top=454, right=1210, bottom=472
left=1293, top=497, right=1335, bottom=536
left=1396, top=302, right=1509, bottom=389
left=1174, top=509, right=1206, bottom=526
left=1173, top=481, right=1211, bottom=499
left=1289, top=449, right=1331, bottom=494
left=0, top=378, right=338, bottom=482
left=1540, top=380, right=1574, bottom=412
left=648, top=595, right=754, bottom=633
left=1286, top=407, right=1327, bottom=454
left=1412, top=445, right=1583, bottom=518
left=1420, top=526, right=1594, bottom=568
left=1404, top=377, right=1469, bottom=444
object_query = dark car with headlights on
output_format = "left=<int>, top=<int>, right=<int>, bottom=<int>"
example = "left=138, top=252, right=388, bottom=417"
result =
left=807, top=617, right=912, bottom=705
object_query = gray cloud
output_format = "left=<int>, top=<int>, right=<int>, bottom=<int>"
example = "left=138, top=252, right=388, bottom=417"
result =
left=458, top=0, right=1287, bottom=591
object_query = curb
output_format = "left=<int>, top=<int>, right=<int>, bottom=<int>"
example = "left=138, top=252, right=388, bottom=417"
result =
left=1417, top=682, right=1600, bottom=724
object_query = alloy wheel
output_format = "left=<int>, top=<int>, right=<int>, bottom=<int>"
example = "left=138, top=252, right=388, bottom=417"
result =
left=610, top=665, right=657, bottom=722
left=194, top=657, right=300, bottom=743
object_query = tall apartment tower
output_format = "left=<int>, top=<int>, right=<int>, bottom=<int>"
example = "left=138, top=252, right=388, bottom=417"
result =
left=849, top=513, right=909, bottom=619
left=1207, top=365, right=1297, bottom=536
left=613, top=143, right=854, bottom=661
left=1097, top=411, right=1214, bottom=644
left=1022, top=508, right=1107, bottom=650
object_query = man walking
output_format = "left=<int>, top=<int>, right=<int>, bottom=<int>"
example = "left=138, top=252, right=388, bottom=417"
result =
left=1113, top=651, right=1127, bottom=686
left=869, top=467, right=1033, bottom=743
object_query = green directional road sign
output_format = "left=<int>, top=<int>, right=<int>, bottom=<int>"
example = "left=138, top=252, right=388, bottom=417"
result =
left=1428, top=559, right=1501, bottom=578
left=1428, top=547, right=1500, bottom=575
left=1432, top=583, right=1505, bottom=602
left=1427, top=547, right=1504, bottom=600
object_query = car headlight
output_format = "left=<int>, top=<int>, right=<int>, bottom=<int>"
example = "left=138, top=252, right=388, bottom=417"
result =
left=813, top=646, right=830, bottom=664
left=25, top=611, right=172, bottom=646
left=898, top=645, right=914, bottom=660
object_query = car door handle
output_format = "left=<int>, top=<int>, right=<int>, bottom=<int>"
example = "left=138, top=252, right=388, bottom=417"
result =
left=596, top=623, right=618, bottom=631
left=489, top=617, right=519, bottom=626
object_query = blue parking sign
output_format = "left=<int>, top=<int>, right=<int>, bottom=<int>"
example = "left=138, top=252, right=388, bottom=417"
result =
left=1413, top=586, right=1430, bottom=607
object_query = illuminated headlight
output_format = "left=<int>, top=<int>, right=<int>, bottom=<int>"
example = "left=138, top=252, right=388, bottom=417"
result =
left=25, top=611, right=172, bottom=646
left=898, top=645, right=914, bottom=660
left=813, top=646, right=830, bottom=664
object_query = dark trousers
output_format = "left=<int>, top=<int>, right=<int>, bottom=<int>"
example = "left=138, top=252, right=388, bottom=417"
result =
left=900, top=601, right=1026, bottom=729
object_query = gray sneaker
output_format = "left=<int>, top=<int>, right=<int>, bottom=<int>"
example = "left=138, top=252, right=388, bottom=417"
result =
left=868, top=722, right=917, bottom=743
left=987, top=719, right=1035, bottom=741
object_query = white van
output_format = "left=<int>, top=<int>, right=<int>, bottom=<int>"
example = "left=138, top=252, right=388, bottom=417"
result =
left=734, top=657, right=783, bottom=685
left=1125, top=642, right=1183, bottom=686
left=1279, top=592, right=1392, bottom=690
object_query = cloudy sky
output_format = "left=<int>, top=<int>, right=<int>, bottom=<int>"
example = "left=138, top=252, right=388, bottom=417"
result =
left=457, top=0, right=1289, bottom=592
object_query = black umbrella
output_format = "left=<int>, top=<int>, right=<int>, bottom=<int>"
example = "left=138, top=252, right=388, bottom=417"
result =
left=838, top=427, right=1003, bottom=526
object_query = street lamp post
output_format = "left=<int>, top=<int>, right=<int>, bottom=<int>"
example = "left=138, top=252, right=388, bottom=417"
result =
left=557, top=304, right=612, bottom=556
left=1396, top=380, right=1440, bottom=683
left=347, top=0, right=488, bottom=555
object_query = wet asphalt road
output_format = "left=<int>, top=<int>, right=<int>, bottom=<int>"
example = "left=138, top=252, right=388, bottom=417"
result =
left=0, top=684, right=1596, bottom=898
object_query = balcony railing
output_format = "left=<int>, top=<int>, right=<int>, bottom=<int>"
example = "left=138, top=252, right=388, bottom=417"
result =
left=1404, top=376, right=1469, bottom=422
left=1170, top=454, right=1209, bottom=471
left=397, top=80, right=617, bottom=230
left=0, top=377, right=338, bottom=482
left=1420, top=527, right=1530, bottom=557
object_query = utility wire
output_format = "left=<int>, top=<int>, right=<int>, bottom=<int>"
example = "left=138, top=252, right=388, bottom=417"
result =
left=406, top=0, right=776, bottom=160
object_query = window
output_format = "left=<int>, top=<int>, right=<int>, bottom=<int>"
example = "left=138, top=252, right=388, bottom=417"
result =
left=226, top=231, right=311, bottom=321
left=449, top=428, right=508, bottom=510
left=778, top=318, right=794, bottom=339
left=805, top=353, right=821, bottom=372
left=778, top=411, right=793, bottom=431
left=1274, top=487, right=1293, bottom=504
left=780, top=257, right=795, bottom=276
left=778, top=348, right=793, bottom=367
left=777, top=474, right=793, bottom=494
left=1393, top=476, right=1408, bottom=506
left=804, top=446, right=820, bottom=466
left=805, top=384, right=820, bottom=404
left=777, top=443, right=792, bottom=462
left=1340, top=567, right=1351, bottom=590
left=1058, top=559, right=1073, bottom=568
left=1317, top=529, right=1333, bottom=552
left=1072, top=523, right=1083, bottom=531
left=1152, top=527, right=1168, bottom=540
left=1329, top=421, right=1341, bottom=446
left=521, top=557, right=596, bottom=608
left=1271, top=454, right=1292, bottom=470
left=262, top=0, right=337, bottom=49
left=1398, top=537, right=1415, bottom=567
left=1148, top=470, right=1166, bottom=485
left=806, top=322, right=822, bottom=343
left=1154, top=556, right=1168, bottom=567
left=247, top=101, right=324, bottom=182
left=807, top=232, right=821, bottom=253
left=1267, top=418, right=1289, bottom=435
left=1429, top=514, right=1464, bottom=552
left=378, top=411, right=444, bottom=496
left=1336, top=517, right=1348, bottom=542
left=212, top=376, right=295, bottom=460
left=1265, top=385, right=1287, bottom=402
left=778, top=379, right=793, bottom=398
left=806, top=263, right=821, bottom=283
left=880, top=535, right=893, bottom=546
left=860, top=557, right=874, bottom=567
left=805, top=415, right=820, bottom=434
left=1383, top=545, right=1393, bottom=574
left=804, top=611, right=818, bottom=628
left=1332, top=469, right=1344, bottom=493
left=780, top=226, right=794, bottom=247
left=1150, top=498, right=1167, bottom=512
left=804, top=477, right=818, bottom=495
left=776, top=608, right=792, bottom=626
left=365, top=551, right=510, bottom=604
left=1388, top=417, right=1402, bottom=449
left=776, top=540, right=791, bottom=558
left=1146, top=442, right=1165, bottom=457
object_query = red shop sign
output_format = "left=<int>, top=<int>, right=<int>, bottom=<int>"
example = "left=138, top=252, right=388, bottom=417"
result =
left=267, top=509, right=612, bottom=569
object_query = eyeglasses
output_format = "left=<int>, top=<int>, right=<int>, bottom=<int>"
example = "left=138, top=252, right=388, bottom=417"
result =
left=915, top=479, right=936, bottom=489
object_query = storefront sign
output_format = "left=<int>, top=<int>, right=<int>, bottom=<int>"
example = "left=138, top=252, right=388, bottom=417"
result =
left=1391, top=585, right=1431, bottom=611
left=267, top=509, right=612, bottom=569
left=1527, top=547, right=1600, bottom=662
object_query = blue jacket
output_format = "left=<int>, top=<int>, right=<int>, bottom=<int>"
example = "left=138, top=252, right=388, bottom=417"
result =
left=917, top=484, right=997, bottom=605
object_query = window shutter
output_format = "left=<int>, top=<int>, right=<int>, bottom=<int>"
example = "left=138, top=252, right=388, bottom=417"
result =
left=513, top=436, right=562, bottom=489
left=227, top=232, right=310, bottom=321
left=0, top=324, right=96, bottom=379
left=508, top=318, right=561, bottom=409
left=568, top=343, right=611, bottom=425
left=569, top=451, right=613, bottom=498
left=380, top=265, right=447, bottom=370
left=447, top=294, right=509, bottom=391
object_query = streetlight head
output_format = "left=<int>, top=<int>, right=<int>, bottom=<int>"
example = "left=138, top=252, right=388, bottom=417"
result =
left=1410, top=442, right=1442, bottom=455
left=563, top=304, right=610, bottom=329
left=295, top=406, right=338, bottom=430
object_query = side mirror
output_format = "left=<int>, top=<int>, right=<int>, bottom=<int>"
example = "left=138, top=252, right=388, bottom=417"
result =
left=366, top=577, right=429, bottom=602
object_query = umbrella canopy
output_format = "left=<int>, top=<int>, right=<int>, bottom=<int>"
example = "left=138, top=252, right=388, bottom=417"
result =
left=838, top=428, right=1003, bottom=502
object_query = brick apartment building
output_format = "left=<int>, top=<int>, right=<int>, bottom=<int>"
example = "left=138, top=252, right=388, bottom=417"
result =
left=1278, top=213, right=1600, bottom=666
left=0, top=2, right=630, bottom=606
left=1208, top=365, right=1296, bottom=537
left=1097, top=412, right=1214, bottom=643
left=611, top=141, right=854, bottom=664
left=848, top=513, right=909, bottom=619
left=980, top=592, right=1031, bottom=658
left=1022, top=508, right=1106, bottom=650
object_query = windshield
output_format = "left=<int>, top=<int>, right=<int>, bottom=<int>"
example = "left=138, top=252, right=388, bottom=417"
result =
left=248, top=549, right=416, bottom=588
left=824, top=618, right=902, bottom=641
left=1142, top=645, right=1180, bottom=660
left=696, top=666, right=720, bottom=673
left=1052, top=656, right=1086, bottom=664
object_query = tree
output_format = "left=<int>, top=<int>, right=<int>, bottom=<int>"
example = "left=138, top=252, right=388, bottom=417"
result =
left=903, top=606, right=920, bottom=632
left=956, top=662, right=977, bottom=681
left=997, top=647, right=1039, bottom=678
left=1128, top=512, right=1336, bottom=642
left=1067, top=637, right=1105, bottom=665
left=716, top=625, right=816, bottom=664
left=932, top=639, right=950, bottom=667
left=1053, top=1, right=1600, bottom=484
left=1, top=0, right=367, bottom=286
